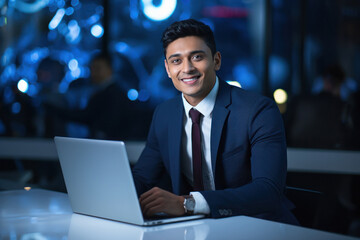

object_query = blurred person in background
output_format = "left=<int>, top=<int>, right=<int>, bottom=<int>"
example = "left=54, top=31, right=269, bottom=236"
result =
left=285, top=64, right=352, bottom=149
left=53, top=53, right=134, bottom=140
left=36, top=57, right=68, bottom=138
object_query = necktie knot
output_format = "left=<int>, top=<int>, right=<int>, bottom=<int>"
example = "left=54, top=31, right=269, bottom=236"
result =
left=189, top=108, right=202, bottom=124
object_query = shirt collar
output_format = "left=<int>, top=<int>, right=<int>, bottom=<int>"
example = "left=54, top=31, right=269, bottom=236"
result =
left=182, top=76, right=219, bottom=118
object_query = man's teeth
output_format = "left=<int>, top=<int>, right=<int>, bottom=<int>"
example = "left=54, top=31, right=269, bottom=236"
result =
left=183, top=77, right=198, bottom=82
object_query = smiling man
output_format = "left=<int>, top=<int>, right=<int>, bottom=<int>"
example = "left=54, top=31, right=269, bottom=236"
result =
left=132, top=19, right=298, bottom=224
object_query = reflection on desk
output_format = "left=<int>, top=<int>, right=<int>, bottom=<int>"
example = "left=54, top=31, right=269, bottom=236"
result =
left=0, top=189, right=358, bottom=240
left=0, top=189, right=73, bottom=239
left=69, top=213, right=209, bottom=240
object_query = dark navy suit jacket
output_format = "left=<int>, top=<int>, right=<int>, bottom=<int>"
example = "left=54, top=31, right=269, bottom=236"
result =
left=133, top=80, right=298, bottom=224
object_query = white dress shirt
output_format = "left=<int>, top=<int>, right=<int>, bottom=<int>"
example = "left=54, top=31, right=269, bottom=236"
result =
left=181, top=77, right=219, bottom=214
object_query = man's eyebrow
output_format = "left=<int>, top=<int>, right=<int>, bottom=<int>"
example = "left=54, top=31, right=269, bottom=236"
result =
left=190, top=50, right=206, bottom=55
left=167, top=50, right=206, bottom=60
left=168, top=53, right=181, bottom=60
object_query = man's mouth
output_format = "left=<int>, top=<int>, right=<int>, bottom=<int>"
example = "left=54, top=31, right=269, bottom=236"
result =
left=181, top=75, right=200, bottom=84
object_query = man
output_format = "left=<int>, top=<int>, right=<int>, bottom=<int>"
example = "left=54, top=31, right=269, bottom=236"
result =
left=57, top=54, right=133, bottom=140
left=133, top=19, right=297, bottom=224
left=36, top=57, right=68, bottom=137
left=285, top=64, right=351, bottom=149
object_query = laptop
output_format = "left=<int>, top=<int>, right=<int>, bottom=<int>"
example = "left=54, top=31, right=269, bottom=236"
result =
left=54, top=136, right=205, bottom=226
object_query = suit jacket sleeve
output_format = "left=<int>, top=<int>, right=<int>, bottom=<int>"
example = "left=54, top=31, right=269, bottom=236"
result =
left=201, top=96, right=288, bottom=220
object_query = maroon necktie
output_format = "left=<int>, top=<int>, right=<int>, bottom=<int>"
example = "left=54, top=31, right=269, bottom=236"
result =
left=189, top=108, right=204, bottom=191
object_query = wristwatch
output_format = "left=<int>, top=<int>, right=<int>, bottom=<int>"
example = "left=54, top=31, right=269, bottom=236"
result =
left=183, top=195, right=195, bottom=215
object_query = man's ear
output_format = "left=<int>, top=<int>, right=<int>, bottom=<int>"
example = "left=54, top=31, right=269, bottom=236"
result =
left=214, top=51, right=221, bottom=71
left=164, top=59, right=171, bottom=78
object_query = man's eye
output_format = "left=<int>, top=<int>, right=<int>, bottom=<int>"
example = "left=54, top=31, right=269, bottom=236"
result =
left=193, top=55, right=203, bottom=61
left=171, top=59, right=181, bottom=64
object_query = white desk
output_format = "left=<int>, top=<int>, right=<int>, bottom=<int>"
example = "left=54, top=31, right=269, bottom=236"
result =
left=0, top=189, right=358, bottom=240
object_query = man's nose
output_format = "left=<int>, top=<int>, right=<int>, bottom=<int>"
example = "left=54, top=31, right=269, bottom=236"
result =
left=183, top=59, right=195, bottom=73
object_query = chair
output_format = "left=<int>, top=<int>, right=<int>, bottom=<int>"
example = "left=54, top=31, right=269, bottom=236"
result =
left=285, top=186, right=323, bottom=228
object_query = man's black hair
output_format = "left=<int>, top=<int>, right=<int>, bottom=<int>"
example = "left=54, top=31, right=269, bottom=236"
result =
left=161, top=19, right=217, bottom=58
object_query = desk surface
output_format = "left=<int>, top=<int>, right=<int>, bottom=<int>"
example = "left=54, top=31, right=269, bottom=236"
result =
left=0, top=189, right=358, bottom=240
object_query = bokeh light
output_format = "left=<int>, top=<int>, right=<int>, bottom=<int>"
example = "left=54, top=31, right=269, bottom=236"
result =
left=17, top=79, right=29, bottom=93
left=273, top=88, right=288, bottom=104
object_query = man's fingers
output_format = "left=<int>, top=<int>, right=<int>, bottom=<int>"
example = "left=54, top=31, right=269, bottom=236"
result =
left=138, top=187, right=185, bottom=216
left=143, top=198, right=164, bottom=216
left=141, top=195, right=162, bottom=212
left=139, top=188, right=161, bottom=208
left=139, top=187, right=161, bottom=203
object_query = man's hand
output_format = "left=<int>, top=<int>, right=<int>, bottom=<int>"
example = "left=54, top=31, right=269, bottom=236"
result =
left=139, top=187, right=185, bottom=217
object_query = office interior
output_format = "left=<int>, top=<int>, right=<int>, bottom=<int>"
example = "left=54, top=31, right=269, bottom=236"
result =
left=0, top=0, right=359, bottom=238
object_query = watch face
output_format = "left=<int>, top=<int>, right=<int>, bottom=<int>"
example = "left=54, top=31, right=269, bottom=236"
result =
left=185, top=197, right=195, bottom=211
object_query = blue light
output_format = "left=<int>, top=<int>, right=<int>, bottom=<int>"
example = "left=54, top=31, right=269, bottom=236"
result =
left=27, top=85, right=38, bottom=97
left=142, top=20, right=152, bottom=29
left=13, top=0, right=49, bottom=13
left=129, top=0, right=139, bottom=20
left=0, top=0, right=6, bottom=9
left=17, top=79, right=29, bottom=93
left=2, top=47, right=14, bottom=67
left=95, top=6, right=104, bottom=15
left=114, top=42, right=129, bottom=54
left=49, top=8, right=65, bottom=30
left=68, top=59, right=78, bottom=71
left=233, top=64, right=258, bottom=90
left=11, top=102, right=21, bottom=114
left=66, top=20, right=81, bottom=43
left=58, top=81, right=68, bottom=94
left=90, top=24, right=104, bottom=38
left=71, top=0, right=79, bottom=7
left=1, top=64, right=16, bottom=83
left=57, top=0, right=65, bottom=8
left=70, top=68, right=81, bottom=78
left=138, top=89, right=150, bottom=102
left=87, top=14, right=100, bottom=25
left=65, top=7, right=74, bottom=15
left=141, top=0, right=177, bottom=21
left=269, top=56, right=288, bottom=87
left=127, top=89, right=139, bottom=101
left=0, top=16, right=6, bottom=27
left=30, top=52, right=40, bottom=63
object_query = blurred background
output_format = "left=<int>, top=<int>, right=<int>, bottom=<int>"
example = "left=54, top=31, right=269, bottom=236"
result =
left=0, top=0, right=360, bottom=236
left=0, top=0, right=360, bottom=142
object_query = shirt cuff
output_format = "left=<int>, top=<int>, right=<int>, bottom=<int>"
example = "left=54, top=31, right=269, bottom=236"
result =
left=190, top=191, right=210, bottom=214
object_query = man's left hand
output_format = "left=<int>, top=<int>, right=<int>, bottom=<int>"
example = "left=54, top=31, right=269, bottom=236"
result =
left=139, top=187, right=185, bottom=217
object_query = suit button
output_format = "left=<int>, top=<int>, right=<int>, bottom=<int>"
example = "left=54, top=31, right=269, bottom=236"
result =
left=219, top=209, right=224, bottom=215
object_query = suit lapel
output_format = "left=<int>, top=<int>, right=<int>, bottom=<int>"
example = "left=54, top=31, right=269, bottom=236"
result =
left=211, top=80, right=231, bottom=177
left=168, top=96, right=184, bottom=195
